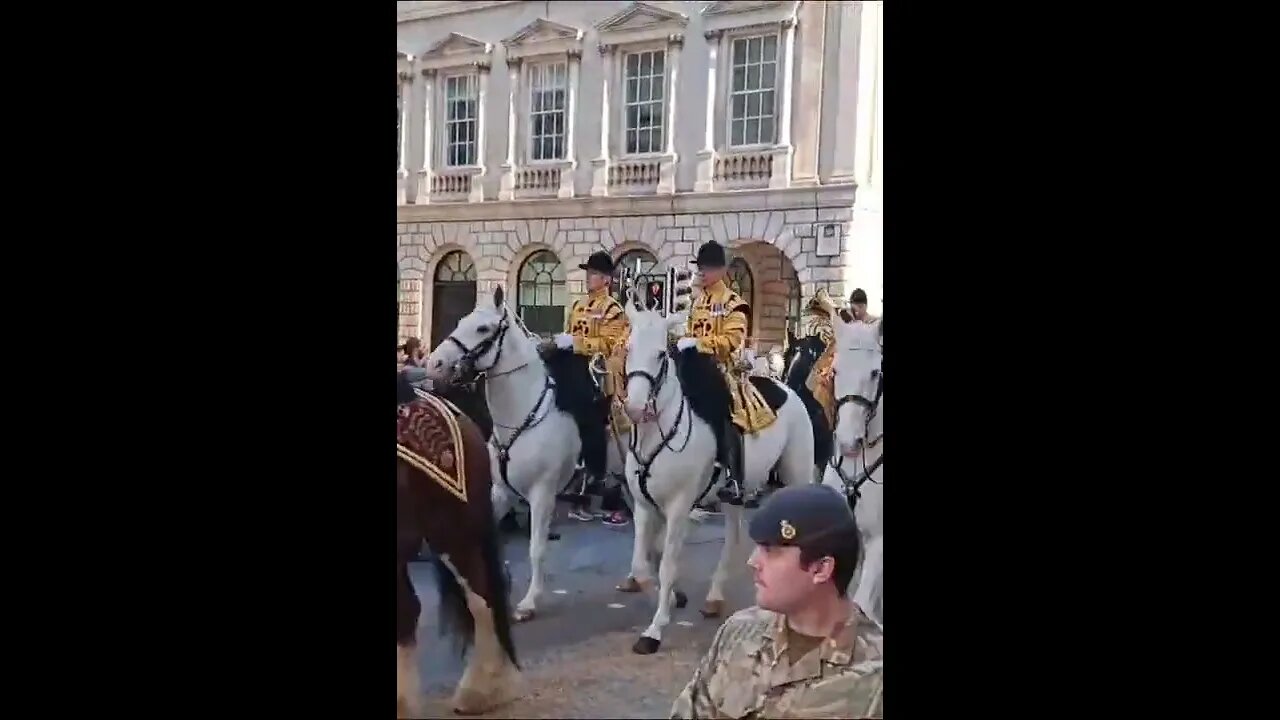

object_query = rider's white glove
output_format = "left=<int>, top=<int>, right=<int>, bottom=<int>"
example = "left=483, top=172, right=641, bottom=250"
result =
left=554, top=333, right=575, bottom=350
left=677, top=337, right=698, bottom=352
left=742, top=348, right=757, bottom=365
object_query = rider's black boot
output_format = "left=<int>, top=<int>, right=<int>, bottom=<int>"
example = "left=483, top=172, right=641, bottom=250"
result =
left=716, top=425, right=747, bottom=506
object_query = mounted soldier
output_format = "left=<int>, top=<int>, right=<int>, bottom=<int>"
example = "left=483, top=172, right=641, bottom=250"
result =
left=676, top=240, right=778, bottom=506
left=802, top=288, right=840, bottom=432
left=550, top=251, right=630, bottom=500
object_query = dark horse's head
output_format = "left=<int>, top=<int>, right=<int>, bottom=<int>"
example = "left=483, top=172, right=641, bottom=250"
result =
left=784, top=333, right=829, bottom=389
left=397, top=369, right=492, bottom=439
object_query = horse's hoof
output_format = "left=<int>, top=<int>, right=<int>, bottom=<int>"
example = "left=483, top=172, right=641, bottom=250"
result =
left=674, top=590, right=688, bottom=609
left=513, top=608, right=536, bottom=623
left=632, top=635, right=661, bottom=655
left=616, top=576, right=642, bottom=593
left=700, top=600, right=725, bottom=618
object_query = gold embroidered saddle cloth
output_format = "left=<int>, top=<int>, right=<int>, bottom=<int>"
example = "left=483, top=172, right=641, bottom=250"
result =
left=730, top=371, right=781, bottom=435
left=396, top=391, right=469, bottom=503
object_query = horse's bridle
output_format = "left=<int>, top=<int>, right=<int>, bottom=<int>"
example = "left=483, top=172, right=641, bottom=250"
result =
left=829, top=368, right=884, bottom=501
left=445, top=310, right=511, bottom=382
left=625, top=351, right=671, bottom=421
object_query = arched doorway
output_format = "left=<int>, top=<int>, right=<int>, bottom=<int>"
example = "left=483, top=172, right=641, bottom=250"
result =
left=517, top=249, right=567, bottom=338
left=612, top=248, right=661, bottom=303
left=430, top=251, right=477, bottom=350
left=727, top=255, right=754, bottom=336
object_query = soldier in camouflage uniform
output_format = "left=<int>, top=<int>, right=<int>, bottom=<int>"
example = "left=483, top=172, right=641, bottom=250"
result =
left=670, top=484, right=882, bottom=719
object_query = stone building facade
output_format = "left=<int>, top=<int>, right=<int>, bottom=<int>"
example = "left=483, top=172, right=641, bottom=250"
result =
left=396, top=1, right=883, bottom=352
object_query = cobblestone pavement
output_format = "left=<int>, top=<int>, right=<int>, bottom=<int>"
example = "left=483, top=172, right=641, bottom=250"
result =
left=410, top=508, right=757, bottom=718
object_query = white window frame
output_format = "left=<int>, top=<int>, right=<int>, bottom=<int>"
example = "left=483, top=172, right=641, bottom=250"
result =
left=618, top=45, right=668, bottom=158
left=595, top=2, right=689, bottom=161
left=525, top=58, right=569, bottom=164
left=502, top=19, right=585, bottom=172
left=726, top=32, right=780, bottom=150
left=416, top=32, right=494, bottom=173
left=702, top=1, right=799, bottom=155
left=440, top=71, right=480, bottom=168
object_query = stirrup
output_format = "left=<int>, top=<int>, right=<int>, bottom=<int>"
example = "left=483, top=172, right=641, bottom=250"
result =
left=716, top=473, right=745, bottom=506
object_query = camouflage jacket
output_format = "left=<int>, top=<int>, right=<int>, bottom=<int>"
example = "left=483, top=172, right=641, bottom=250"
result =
left=670, top=604, right=883, bottom=719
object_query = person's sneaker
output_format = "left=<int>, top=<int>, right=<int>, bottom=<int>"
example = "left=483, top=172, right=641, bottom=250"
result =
left=567, top=509, right=595, bottom=522
left=602, top=511, right=630, bottom=527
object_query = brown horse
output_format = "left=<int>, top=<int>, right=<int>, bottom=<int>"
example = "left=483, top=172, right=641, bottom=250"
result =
left=397, top=375, right=522, bottom=716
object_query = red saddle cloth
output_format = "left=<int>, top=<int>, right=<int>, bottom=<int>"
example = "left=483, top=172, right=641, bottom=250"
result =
left=396, top=393, right=469, bottom=502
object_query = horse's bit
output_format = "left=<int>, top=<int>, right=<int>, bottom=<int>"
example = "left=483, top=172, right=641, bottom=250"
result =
left=445, top=310, right=511, bottom=382
left=829, top=368, right=884, bottom=502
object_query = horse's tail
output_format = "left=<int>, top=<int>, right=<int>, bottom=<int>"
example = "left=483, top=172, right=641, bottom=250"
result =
left=430, top=554, right=475, bottom=659
left=480, top=516, right=520, bottom=668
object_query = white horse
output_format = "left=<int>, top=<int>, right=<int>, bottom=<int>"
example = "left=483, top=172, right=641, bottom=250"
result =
left=618, top=293, right=815, bottom=653
left=424, top=286, right=582, bottom=623
left=821, top=318, right=884, bottom=628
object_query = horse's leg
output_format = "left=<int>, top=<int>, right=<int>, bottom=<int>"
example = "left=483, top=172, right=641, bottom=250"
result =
left=438, top=547, right=525, bottom=715
left=702, top=501, right=743, bottom=619
left=396, top=556, right=424, bottom=719
left=514, top=478, right=555, bottom=621
left=621, top=497, right=657, bottom=592
left=634, top=501, right=692, bottom=654
left=852, top=532, right=883, bottom=628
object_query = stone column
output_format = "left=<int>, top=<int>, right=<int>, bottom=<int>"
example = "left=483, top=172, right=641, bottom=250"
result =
left=769, top=17, right=797, bottom=190
left=470, top=61, right=490, bottom=203
left=415, top=69, right=435, bottom=204
left=397, top=71, right=411, bottom=205
left=560, top=49, right=581, bottom=199
left=657, top=33, right=683, bottom=195
left=828, top=2, right=863, bottom=183
left=695, top=30, right=721, bottom=193
left=791, top=0, right=827, bottom=187
left=852, top=2, right=879, bottom=193
left=590, top=43, right=613, bottom=197
left=499, top=57, right=521, bottom=201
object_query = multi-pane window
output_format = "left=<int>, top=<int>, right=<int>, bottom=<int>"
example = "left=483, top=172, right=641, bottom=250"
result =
left=529, top=62, right=567, bottom=161
left=444, top=74, right=478, bottom=166
left=729, top=35, right=778, bottom=147
left=624, top=50, right=665, bottom=155
left=517, top=250, right=568, bottom=338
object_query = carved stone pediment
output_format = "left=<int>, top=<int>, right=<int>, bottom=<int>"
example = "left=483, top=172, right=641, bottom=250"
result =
left=502, top=18, right=585, bottom=60
left=702, top=0, right=798, bottom=34
left=418, top=32, right=493, bottom=71
left=596, top=2, right=688, bottom=48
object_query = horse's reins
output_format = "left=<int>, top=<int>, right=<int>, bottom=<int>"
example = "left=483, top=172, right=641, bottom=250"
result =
left=625, top=354, right=695, bottom=521
left=445, top=309, right=553, bottom=505
left=829, top=369, right=884, bottom=504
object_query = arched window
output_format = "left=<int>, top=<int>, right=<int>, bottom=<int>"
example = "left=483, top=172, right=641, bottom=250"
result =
left=435, top=251, right=477, bottom=282
left=517, top=250, right=567, bottom=338
left=727, top=256, right=754, bottom=336
left=430, top=251, right=478, bottom=350
left=612, top=249, right=660, bottom=303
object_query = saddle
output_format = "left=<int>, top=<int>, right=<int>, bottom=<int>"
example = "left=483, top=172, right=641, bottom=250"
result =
left=396, top=392, right=470, bottom=503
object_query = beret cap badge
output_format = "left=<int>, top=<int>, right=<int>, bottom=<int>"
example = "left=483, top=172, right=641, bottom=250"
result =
left=779, top=519, right=796, bottom=541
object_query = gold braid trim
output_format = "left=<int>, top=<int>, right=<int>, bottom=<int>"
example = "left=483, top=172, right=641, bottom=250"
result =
left=397, top=393, right=469, bottom=503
